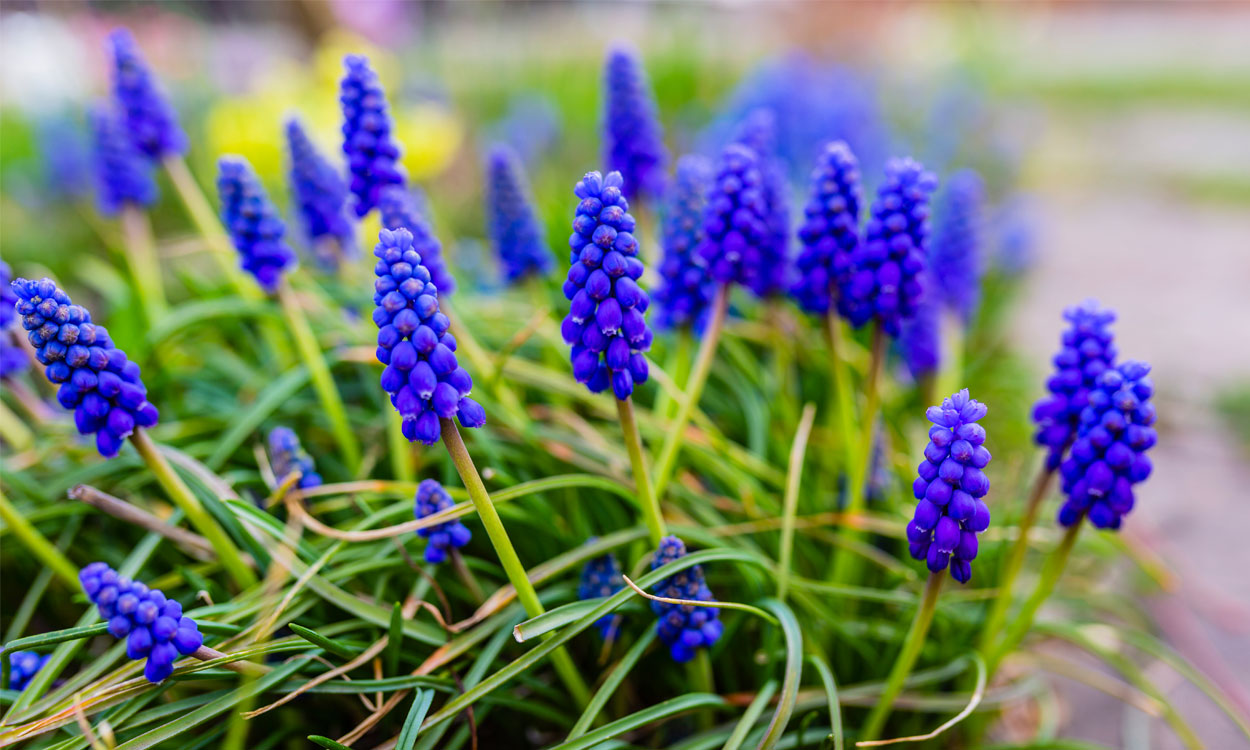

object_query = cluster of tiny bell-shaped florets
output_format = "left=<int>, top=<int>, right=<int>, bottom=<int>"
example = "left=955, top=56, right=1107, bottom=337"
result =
left=373, top=228, right=485, bottom=445
left=729, top=108, right=789, bottom=298
left=698, top=143, right=771, bottom=294
left=650, top=536, right=723, bottom=663
left=898, top=293, right=942, bottom=380
left=790, top=140, right=862, bottom=316
left=1058, top=361, right=1156, bottom=530
left=268, top=426, right=322, bottom=490
left=562, top=170, right=652, bottom=400
left=340, top=55, right=405, bottom=217
left=928, top=169, right=985, bottom=324
left=578, top=549, right=625, bottom=639
left=1032, top=301, right=1117, bottom=470
left=11, top=278, right=159, bottom=457
left=413, top=479, right=472, bottom=564
left=79, top=563, right=204, bottom=683
left=485, top=144, right=552, bottom=284
left=6, top=651, right=48, bottom=692
left=88, top=102, right=158, bottom=216
left=0, top=261, right=27, bottom=379
left=654, top=154, right=715, bottom=333
left=380, top=185, right=457, bottom=297
left=217, top=156, right=297, bottom=293
left=907, top=389, right=992, bottom=583
left=602, top=44, right=669, bottom=201
left=285, top=118, right=355, bottom=264
left=107, top=28, right=186, bottom=160
left=841, top=158, right=937, bottom=336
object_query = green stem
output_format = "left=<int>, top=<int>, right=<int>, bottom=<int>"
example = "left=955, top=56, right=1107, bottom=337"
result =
left=118, top=205, right=166, bottom=324
left=616, top=397, right=665, bottom=547
left=977, top=464, right=1056, bottom=655
left=129, top=428, right=258, bottom=589
left=824, top=312, right=858, bottom=479
left=987, top=520, right=1082, bottom=677
left=655, top=329, right=693, bottom=421
left=652, top=284, right=729, bottom=499
left=777, top=403, right=817, bottom=602
left=162, top=155, right=258, bottom=299
left=439, top=418, right=591, bottom=707
left=278, top=280, right=361, bottom=472
left=0, top=398, right=34, bottom=451
left=688, top=648, right=716, bottom=730
left=386, top=410, right=415, bottom=482
left=0, top=491, right=80, bottom=588
left=860, top=572, right=944, bottom=741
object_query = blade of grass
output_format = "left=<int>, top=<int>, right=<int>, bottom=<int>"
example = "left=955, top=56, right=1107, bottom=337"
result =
left=395, top=689, right=435, bottom=750
left=777, top=404, right=817, bottom=602
left=565, top=628, right=657, bottom=740
left=756, top=598, right=803, bottom=750
left=806, top=655, right=843, bottom=750
left=546, top=694, right=726, bottom=750
left=724, top=680, right=778, bottom=750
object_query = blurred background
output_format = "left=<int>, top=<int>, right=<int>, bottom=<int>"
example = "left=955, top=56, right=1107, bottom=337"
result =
left=1, top=2, right=1247, bottom=747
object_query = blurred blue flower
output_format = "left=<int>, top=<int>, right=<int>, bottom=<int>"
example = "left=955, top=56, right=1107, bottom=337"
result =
left=108, top=28, right=186, bottom=160
left=379, top=185, right=456, bottom=297
left=0, top=261, right=28, bottom=379
left=217, top=156, right=297, bottom=293
left=603, top=44, right=668, bottom=201
left=697, top=144, right=770, bottom=292
left=485, top=144, right=551, bottom=284
left=89, top=103, right=157, bottom=216
left=268, top=426, right=322, bottom=490
left=285, top=118, right=355, bottom=267
left=1032, top=301, right=1117, bottom=470
left=413, top=479, right=471, bottom=564
left=654, top=154, right=714, bottom=332
left=790, top=141, right=862, bottom=316
left=340, top=55, right=405, bottom=217
left=6, top=651, right=49, bottom=692
left=730, top=109, right=790, bottom=298
left=929, top=169, right=985, bottom=323
left=578, top=548, right=625, bottom=639
left=650, top=536, right=722, bottom=663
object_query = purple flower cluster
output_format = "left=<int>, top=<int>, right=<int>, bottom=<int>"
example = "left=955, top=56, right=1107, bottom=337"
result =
left=929, top=169, right=985, bottom=323
left=107, top=28, right=186, bottom=160
left=413, top=479, right=472, bottom=564
left=379, top=185, right=456, bottom=297
left=730, top=109, right=790, bottom=298
left=340, top=55, right=405, bottom=217
left=790, top=140, right=862, bottom=316
left=578, top=550, right=625, bottom=639
left=79, top=562, right=203, bottom=683
left=650, top=536, right=722, bottom=663
left=561, top=170, right=652, bottom=400
left=907, top=390, right=992, bottom=583
left=11, top=278, right=159, bottom=457
left=698, top=144, right=771, bottom=293
left=1058, top=361, right=1157, bottom=530
left=217, top=156, right=297, bottom=293
left=898, top=292, right=941, bottom=380
left=1032, top=301, right=1117, bottom=470
left=602, top=44, right=668, bottom=201
left=268, top=427, right=322, bottom=490
left=39, top=117, right=91, bottom=201
left=373, top=228, right=485, bottom=445
left=6, top=651, right=48, bottom=692
left=841, top=158, right=937, bottom=336
left=654, top=154, right=714, bottom=332
left=485, top=144, right=552, bottom=283
left=0, top=261, right=27, bottom=379
left=285, top=119, right=355, bottom=264
left=89, top=103, right=157, bottom=216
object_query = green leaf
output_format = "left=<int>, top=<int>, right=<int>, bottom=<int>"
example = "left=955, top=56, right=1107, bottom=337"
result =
left=307, top=736, right=354, bottom=750
left=512, top=599, right=605, bottom=643
left=147, top=298, right=280, bottom=347
left=396, top=689, right=435, bottom=750
left=546, top=694, right=725, bottom=750
left=206, top=365, right=311, bottom=469
left=386, top=602, right=403, bottom=675
left=565, top=628, right=657, bottom=739
left=288, top=623, right=362, bottom=660
left=756, top=598, right=803, bottom=750
left=724, top=680, right=777, bottom=750
left=805, top=655, right=843, bottom=750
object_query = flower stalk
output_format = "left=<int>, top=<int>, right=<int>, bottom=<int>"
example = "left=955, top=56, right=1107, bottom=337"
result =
left=616, top=396, right=665, bottom=547
left=118, top=205, right=165, bottom=324
left=860, top=572, right=944, bottom=741
left=162, top=155, right=259, bottom=298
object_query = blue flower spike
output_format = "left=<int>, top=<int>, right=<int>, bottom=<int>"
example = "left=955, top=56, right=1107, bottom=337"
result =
left=107, top=28, right=186, bottom=160
left=1032, top=301, right=1117, bottom=470
left=285, top=118, right=355, bottom=265
left=79, top=562, right=204, bottom=683
left=654, top=154, right=715, bottom=332
left=413, top=479, right=472, bottom=564
left=1058, top=361, right=1157, bottom=530
left=10, top=278, right=159, bottom=457
left=791, top=141, right=862, bottom=316
left=340, top=55, right=405, bottom=217
left=268, top=426, right=322, bottom=490
left=89, top=103, right=158, bottom=216
left=373, top=228, right=485, bottom=445
left=578, top=549, right=625, bottom=639
left=380, top=185, right=457, bottom=297
left=929, top=169, right=985, bottom=323
left=6, top=651, right=49, bottom=692
left=907, top=389, right=991, bottom=584
left=899, top=293, right=941, bottom=381
left=730, top=108, right=790, bottom=298
left=650, top=536, right=722, bottom=663
left=603, top=44, right=668, bottom=201
left=698, top=144, right=771, bottom=294
left=485, top=144, right=552, bottom=283
left=1, top=261, right=28, bottom=379
left=562, top=170, right=653, bottom=400
left=217, top=156, right=298, bottom=293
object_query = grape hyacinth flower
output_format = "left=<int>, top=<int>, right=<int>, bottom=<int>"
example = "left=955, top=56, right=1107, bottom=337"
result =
left=6, top=652, right=49, bottom=692
left=340, top=55, right=405, bottom=217
left=650, top=536, right=722, bottom=663
left=485, top=144, right=552, bottom=283
left=0, top=261, right=27, bottom=379
left=10, top=278, right=159, bottom=457
left=730, top=109, right=790, bottom=298
left=285, top=119, right=355, bottom=264
left=653, top=154, right=714, bottom=332
left=380, top=185, right=457, bottom=297
left=698, top=144, right=771, bottom=292
left=907, top=389, right=991, bottom=583
left=413, top=479, right=472, bottom=564
left=79, top=562, right=204, bottom=683
left=373, top=228, right=485, bottom=445
left=1032, top=301, right=1117, bottom=470
left=578, top=549, right=625, bottom=639
left=602, top=44, right=668, bottom=201
left=841, top=158, right=937, bottom=336
left=89, top=103, right=158, bottom=216
left=217, top=156, right=297, bottom=293
left=267, top=426, right=322, bottom=490
left=790, top=141, right=862, bottom=316
left=561, top=170, right=652, bottom=400
left=39, top=117, right=92, bottom=201
left=898, top=292, right=941, bottom=381
left=1057, top=361, right=1156, bottom=530
left=928, top=169, right=985, bottom=322
left=107, top=28, right=186, bottom=160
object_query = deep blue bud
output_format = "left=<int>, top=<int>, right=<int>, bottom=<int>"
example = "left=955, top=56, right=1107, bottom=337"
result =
left=602, top=44, right=668, bottom=201
left=650, top=536, right=722, bottom=662
left=791, top=141, right=861, bottom=316
left=730, top=109, right=790, bottom=298
left=578, top=548, right=625, bottom=640
left=107, top=28, right=186, bottom=159
left=654, top=154, right=715, bottom=332
left=10, top=278, right=158, bottom=457
left=698, top=144, right=771, bottom=292
left=340, top=55, right=405, bottom=217
left=379, top=185, right=456, bottom=298
left=268, top=427, right=322, bottom=490
left=929, top=169, right=985, bottom=323
left=6, top=651, right=49, bottom=692
left=285, top=118, right=355, bottom=266
left=413, top=479, right=472, bottom=564
left=78, top=562, right=203, bottom=684
left=908, top=389, right=991, bottom=584
left=0, top=262, right=27, bottom=379
left=485, top=144, right=552, bottom=283
left=217, top=156, right=297, bottom=293
left=1032, top=301, right=1117, bottom=470
left=1057, top=361, right=1156, bottom=530
left=563, top=170, right=652, bottom=400
left=89, top=103, right=157, bottom=216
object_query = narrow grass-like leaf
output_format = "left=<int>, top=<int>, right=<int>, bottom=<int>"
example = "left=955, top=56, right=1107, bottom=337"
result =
left=395, top=689, right=435, bottom=750
left=566, top=628, right=657, bottom=739
left=386, top=602, right=403, bottom=675
left=806, top=655, right=843, bottom=750
left=288, top=623, right=362, bottom=660
left=725, top=680, right=778, bottom=750
left=206, top=365, right=311, bottom=469
left=756, top=598, right=803, bottom=750
left=147, top=298, right=279, bottom=347
left=513, top=599, right=606, bottom=643
left=307, top=736, right=355, bottom=750
left=546, top=694, right=726, bottom=750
